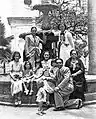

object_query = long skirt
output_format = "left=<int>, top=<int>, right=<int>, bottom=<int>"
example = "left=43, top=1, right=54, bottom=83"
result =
left=60, top=44, right=72, bottom=65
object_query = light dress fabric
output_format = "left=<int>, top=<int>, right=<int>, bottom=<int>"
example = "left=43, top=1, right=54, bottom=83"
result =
left=36, top=87, right=47, bottom=103
left=60, top=30, right=74, bottom=65
left=10, top=61, right=23, bottom=96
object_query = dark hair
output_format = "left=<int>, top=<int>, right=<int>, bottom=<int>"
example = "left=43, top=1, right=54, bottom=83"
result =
left=24, top=61, right=32, bottom=70
left=51, top=59, right=56, bottom=66
left=56, top=58, right=63, bottom=64
left=11, top=51, right=21, bottom=61
left=70, top=49, right=78, bottom=56
left=60, top=32, right=65, bottom=36
left=58, top=24, right=67, bottom=30
left=31, top=27, right=37, bottom=32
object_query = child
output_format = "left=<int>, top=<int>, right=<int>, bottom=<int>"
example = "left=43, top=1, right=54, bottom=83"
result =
left=22, top=61, right=34, bottom=95
left=36, top=80, right=47, bottom=116
left=10, top=51, right=23, bottom=106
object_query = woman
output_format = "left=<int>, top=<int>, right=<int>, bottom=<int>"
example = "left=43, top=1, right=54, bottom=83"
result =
left=58, top=24, right=74, bottom=65
left=25, top=27, right=43, bottom=71
left=65, top=49, right=87, bottom=101
left=10, top=51, right=23, bottom=106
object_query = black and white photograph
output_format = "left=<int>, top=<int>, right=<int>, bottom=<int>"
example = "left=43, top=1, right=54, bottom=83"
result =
left=0, top=0, right=96, bottom=119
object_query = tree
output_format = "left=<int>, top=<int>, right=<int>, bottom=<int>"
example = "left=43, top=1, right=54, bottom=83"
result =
left=0, top=19, right=12, bottom=62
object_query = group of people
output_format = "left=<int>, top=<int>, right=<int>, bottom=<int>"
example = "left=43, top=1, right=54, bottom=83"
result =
left=8, top=25, right=87, bottom=116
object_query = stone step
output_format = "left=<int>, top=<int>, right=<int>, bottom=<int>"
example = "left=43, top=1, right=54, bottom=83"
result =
left=85, top=92, right=96, bottom=101
left=0, top=74, right=96, bottom=105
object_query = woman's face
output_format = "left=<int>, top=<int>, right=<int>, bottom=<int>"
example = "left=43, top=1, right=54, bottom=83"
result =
left=25, top=62, right=31, bottom=69
left=71, top=50, right=77, bottom=59
left=31, top=28, right=37, bottom=36
left=44, top=52, right=50, bottom=61
left=59, top=25, right=65, bottom=32
left=14, top=53, right=20, bottom=62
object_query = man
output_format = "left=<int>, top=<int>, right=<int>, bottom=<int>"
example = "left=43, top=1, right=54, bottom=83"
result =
left=53, top=58, right=82, bottom=111
left=25, top=27, right=43, bottom=71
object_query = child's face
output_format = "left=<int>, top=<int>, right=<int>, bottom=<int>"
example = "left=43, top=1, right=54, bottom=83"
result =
left=52, top=62, right=56, bottom=67
left=14, top=53, right=20, bottom=62
left=25, top=62, right=31, bottom=69
left=44, top=52, right=50, bottom=61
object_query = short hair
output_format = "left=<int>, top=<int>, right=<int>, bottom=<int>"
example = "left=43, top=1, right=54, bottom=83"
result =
left=70, top=49, right=78, bottom=56
left=60, top=32, right=65, bottom=36
left=56, top=58, right=63, bottom=64
left=11, top=51, right=21, bottom=61
left=51, top=59, right=56, bottom=66
left=24, top=61, right=32, bottom=70
left=31, top=27, right=37, bottom=32
left=58, top=23, right=67, bottom=30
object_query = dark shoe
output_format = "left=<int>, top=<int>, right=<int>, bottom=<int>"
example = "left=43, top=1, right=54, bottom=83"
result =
left=53, top=107, right=65, bottom=111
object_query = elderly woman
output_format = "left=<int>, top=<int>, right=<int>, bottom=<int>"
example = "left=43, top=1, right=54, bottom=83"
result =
left=65, top=49, right=87, bottom=101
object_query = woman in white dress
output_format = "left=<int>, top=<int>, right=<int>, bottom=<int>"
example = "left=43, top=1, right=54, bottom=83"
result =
left=9, top=51, right=23, bottom=106
left=58, top=24, right=74, bottom=65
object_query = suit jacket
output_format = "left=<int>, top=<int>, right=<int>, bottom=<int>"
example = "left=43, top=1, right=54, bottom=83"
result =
left=55, top=66, right=74, bottom=91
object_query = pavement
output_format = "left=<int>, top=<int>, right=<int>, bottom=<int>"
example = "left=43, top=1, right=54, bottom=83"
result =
left=0, top=104, right=96, bottom=119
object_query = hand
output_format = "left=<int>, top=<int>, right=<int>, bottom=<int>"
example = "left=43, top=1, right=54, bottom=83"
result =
left=71, top=73, right=77, bottom=77
left=54, top=87, right=59, bottom=92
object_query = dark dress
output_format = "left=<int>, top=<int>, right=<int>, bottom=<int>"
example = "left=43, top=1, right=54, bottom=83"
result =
left=65, top=58, right=87, bottom=101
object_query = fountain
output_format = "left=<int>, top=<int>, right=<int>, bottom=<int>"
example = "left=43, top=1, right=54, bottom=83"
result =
left=20, top=0, right=59, bottom=60
left=32, top=0, right=58, bottom=30
left=32, top=0, right=59, bottom=59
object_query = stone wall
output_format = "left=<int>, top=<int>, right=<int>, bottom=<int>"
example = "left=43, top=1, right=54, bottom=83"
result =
left=7, top=17, right=36, bottom=62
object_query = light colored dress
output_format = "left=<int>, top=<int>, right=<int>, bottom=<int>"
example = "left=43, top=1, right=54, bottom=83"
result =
left=36, top=87, right=47, bottom=103
left=10, top=61, right=23, bottom=96
left=25, top=35, right=42, bottom=71
left=60, top=30, right=74, bottom=65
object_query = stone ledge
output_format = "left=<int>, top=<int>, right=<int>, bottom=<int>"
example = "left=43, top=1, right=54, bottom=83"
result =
left=85, top=75, right=96, bottom=82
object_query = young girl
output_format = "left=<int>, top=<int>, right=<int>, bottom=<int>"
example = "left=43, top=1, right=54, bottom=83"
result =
left=36, top=80, right=47, bottom=116
left=22, top=61, right=34, bottom=95
left=10, top=51, right=23, bottom=106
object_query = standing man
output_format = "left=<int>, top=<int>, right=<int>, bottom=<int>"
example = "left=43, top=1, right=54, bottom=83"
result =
left=53, top=58, right=82, bottom=111
left=25, top=27, right=43, bottom=71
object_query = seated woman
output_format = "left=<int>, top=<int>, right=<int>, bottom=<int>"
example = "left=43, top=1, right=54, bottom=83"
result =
left=65, top=49, right=87, bottom=101
left=34, top=51, right=57, bottom=105
left=22, top=61, right=34, bottom=95
left=9, top=51, right=23, bottom=106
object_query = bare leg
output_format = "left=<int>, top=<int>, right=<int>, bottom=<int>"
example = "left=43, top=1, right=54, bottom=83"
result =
left=29, top=81, right=33, bottom=95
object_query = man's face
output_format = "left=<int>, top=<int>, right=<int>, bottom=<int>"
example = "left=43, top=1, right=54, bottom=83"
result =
left=56, top=59, right=63, bottom=69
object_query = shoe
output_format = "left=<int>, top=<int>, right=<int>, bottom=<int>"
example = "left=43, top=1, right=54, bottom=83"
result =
left=18, top=100, right=21, bottom=105
left=53, top=107, right=65, bottom=111
left=36, top=112, right=43, bottom=116
left=77, top=99, right=82, bottom=109
left=41, top=111, right=46, bottom=114
left=14, top=101, right=18, bottom=106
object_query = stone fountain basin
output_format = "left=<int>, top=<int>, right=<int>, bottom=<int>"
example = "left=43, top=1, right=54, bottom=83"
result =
left=33, top=4, right=58, bottom=12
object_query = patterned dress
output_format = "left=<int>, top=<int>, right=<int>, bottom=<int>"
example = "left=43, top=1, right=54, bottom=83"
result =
left=65, top=58, right=87, bottom=101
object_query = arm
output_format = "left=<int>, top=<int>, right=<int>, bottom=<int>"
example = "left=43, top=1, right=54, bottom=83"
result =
left=25, top=36, right=30, bottom=55
left=58, top=67, right=71, bottom=90
left=67, top=32, right=74, bottom=48
left=72, top=59, right=85, bottom=77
